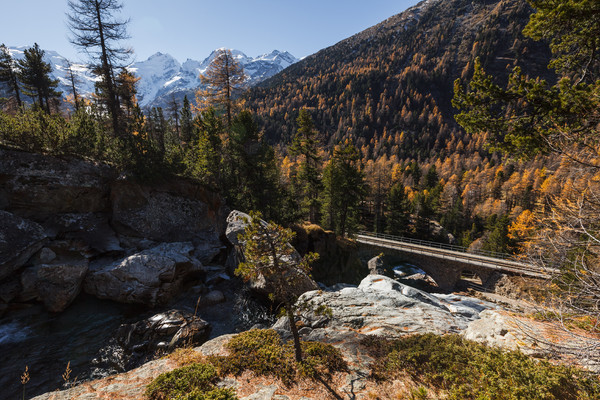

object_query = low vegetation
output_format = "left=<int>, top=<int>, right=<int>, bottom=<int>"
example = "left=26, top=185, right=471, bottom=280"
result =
left=146, top=329, right=346, bottom=399
left=145, top=363, right=235, bottom=400
left=209, top=329, right=346, bottom=384
left=363, top=333, right=600, bottom=400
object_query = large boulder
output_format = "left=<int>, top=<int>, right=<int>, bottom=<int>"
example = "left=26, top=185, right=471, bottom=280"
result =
left=281, top=275, right=498, bottom=339
left=225, top=211, right=319, bottom=302
left=0, top=210, right=47, bottom=281
left=20, top=260, right=88, bottom=312
left=102, top=310, right=211, bottom=371
left=110, top=179, right=226, bottom=263
left=0, top=147, right=114, bottom=220
left=84, top=242, right=202, bottom=306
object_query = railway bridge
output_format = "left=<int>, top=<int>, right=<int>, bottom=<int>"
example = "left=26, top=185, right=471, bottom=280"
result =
left=356, top=232, right=557, bottom=291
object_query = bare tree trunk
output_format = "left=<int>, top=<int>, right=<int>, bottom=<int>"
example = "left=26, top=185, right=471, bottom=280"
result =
left=95, top=2, right=120, bottom=135
left=286, top=305, right=303, bottom=362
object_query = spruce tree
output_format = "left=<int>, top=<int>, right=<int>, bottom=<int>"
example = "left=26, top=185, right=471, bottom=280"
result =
left=180, top=95, right=193, bottom=146
left=67, top=0, right=131, bottom=135
left=0, top=44, right=22, bottom=107
left=321, top=141, right=366, bottom=236
left=386, top=182, right=410, bottom=236
left=289, top=108, right=321, bottom=223
left=17, top=43, right=61, bottom=112
left=188, top=108, right=222, bottom=187
left=225, top=111, right=282, bottom=221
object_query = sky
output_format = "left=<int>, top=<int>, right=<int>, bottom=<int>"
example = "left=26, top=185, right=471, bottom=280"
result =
left=1, top=0, right=421, bottom=63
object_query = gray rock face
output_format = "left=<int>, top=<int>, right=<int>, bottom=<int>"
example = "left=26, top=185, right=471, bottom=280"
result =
left=20, top=260, right=88, bottom=312
left=84, top=242, right=202, bottom=306
left=0, top=210, right=47, bottom=280
left=111, top=180, right=226, bottom=263
left=44, top=213, right=122, bottom=254
left=225, top=210, right=319, bottom=302
left=0, top=148, right=114, bottom=220
left=286, top=275, right=499, bottom=338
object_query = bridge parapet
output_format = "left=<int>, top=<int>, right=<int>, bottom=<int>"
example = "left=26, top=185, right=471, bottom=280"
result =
left=356, top=232, right=557, bottom=291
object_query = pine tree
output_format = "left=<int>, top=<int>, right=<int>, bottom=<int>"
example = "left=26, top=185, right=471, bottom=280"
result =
left=197, top=49, right=246, bottom=130
left=321, top=141, right=366, bottom=236
left=17, top=44, right=61, bottom=112
left=180, top=95, right=193, bottom=146
left=168, top=94, right=180, bottom=137
left=235, top=211, right=318, bottom=362
left=225, top=111, right=282, bottom=220
left=0, top=44, right=22, bottom=107
left=67, top=0, right=131, bottom=135
left=289, top=108, right=321, bottom=222
left=386, top=183, right=410, bottom=236
left=188, top=107, right=222, bottom=187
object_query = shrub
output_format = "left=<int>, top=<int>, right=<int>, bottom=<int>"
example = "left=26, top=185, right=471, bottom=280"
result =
left=210, top=329, right=346, bottom=384
left=364, top=333, right=600, bottom=400
left=145, top=362, right=234, bottom=400
left=297, top=341, right=347, bottom=379
left=210, top=329, right=296, bottom=383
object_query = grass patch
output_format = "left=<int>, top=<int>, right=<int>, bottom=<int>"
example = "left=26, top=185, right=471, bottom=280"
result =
left=363, top=333, right=600, bottom=400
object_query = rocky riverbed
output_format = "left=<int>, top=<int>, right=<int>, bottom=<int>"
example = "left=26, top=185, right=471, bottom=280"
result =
left=29, top=274, right=549, bottom=400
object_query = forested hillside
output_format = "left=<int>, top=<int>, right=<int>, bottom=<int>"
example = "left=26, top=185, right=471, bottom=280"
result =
left=247, top=0, right=552, bottom=154
left=246, top=0, right=556, bottom=250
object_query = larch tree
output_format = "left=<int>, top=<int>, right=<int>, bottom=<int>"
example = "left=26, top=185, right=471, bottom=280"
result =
left=17, top=43, right=61, bottom=113
left=197, top=49, right=246, bottom=130
left=235, top=211, right=318, bottom=362
left=289, top=108, right=322, bottom=223
left=0, top=44, right=22, bottom=107
left=67, top=0, right=131, bottom=136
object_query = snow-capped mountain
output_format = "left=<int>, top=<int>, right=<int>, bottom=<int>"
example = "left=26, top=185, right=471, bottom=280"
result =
left=4, top=46, right=298, bottom=109
left=130, top=49, right=298, bottom=108
left=5, top=46, right=98, bottom=101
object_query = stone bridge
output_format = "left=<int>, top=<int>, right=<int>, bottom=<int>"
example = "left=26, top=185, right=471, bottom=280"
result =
left=356, top=233, right=556, bottom=291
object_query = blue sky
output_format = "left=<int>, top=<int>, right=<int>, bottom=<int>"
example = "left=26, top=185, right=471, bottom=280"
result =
left=2, top=0, right=421, bottom=62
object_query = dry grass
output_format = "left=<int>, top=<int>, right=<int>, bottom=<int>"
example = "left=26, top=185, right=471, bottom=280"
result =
left=167, top=347, right=205, bottom=366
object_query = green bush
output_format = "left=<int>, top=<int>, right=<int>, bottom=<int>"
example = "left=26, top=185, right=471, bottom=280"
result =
left=145, top=362, right=236, bottom=400
left=210, top=329, right=296, bottom=383
left=364, top=333, right=600, bottom=400
left=209, top=329, right=346, bottom=384
left=297, top=341, right=347, bottom=379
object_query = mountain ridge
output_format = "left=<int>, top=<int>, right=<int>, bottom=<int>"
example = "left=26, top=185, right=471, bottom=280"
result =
left=246, top=0, right=554, bottom=159
left=3, top=46, right=298, bottom=109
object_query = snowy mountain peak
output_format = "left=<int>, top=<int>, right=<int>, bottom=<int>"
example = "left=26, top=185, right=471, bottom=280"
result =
left=3, top=45, right=298, bottom=109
